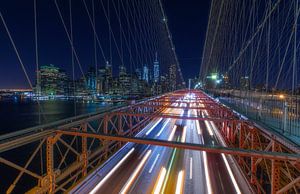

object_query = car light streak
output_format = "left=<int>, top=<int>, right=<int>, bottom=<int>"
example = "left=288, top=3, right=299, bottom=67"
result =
left=149, top=154, right=160, bottom=173
left=193, top=109, right=197, bottom=117
left=168, top=125, right=177, bottom=141
left=222, top=154, right=241, bottom=194
left=120, top=150, right=152, bottom=194
left=146, top=118, right=163, bottom=135
left=195, top=120, right=201, bottom=135
left=138, top=145, right=150, bottom=159
left=89, top=148, right=135, bottom=194
left=180, top=109, right=184, bottom=116
left=204, top=120, right=214, bottom=136
left=175, top=170, right=184, bottom=194
left=189, top=157, right=193, bottom=179
left=161, top=148, right=177, bottom=193
left=153, top=167, right=167, bottom=194
left=181, top=126, right=187, bottom=142
left=156, top=118, right=170, bottom=137
left=203, top=151, right=213, bottom=194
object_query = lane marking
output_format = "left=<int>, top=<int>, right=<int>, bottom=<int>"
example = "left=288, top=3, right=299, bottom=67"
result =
left=89, top=148, right=135, bottom=194
left=138, top=145, right=150, bottom=159
left=148, top=154, right=160, bottom=173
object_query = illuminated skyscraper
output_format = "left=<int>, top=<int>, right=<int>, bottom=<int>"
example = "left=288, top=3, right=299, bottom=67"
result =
left=153, top=52, right=159, bottom=83
left=105, top=61, right=113, bottom=93
left=143, top=65, right=149, bottom=83
left=135, top=68, right=142, bottom=80
left=40, top=64, right=68, bottom=95
left=169, top=64, right=176, bottom=91
left=86, top=67, right=96, bottom=93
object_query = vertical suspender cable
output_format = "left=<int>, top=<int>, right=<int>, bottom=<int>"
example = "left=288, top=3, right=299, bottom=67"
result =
left=69, top=0, right=76, bottom=116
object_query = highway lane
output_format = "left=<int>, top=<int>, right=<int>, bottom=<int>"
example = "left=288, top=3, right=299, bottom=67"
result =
left=71, top=117, right=171, bottom=194
left=183, top=111, right=207, bottom=194
left=71, top=93, right=250, bottom=194
left=199, top=104, right=245, bottom=194
left=71, top=106, right=180, bottom=194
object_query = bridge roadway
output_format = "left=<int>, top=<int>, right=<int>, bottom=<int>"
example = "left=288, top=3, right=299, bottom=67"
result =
left=70, top=94, right=250, bottom=194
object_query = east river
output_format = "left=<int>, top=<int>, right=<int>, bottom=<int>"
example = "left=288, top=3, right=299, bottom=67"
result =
left=0, top=99, right=114, bottom=135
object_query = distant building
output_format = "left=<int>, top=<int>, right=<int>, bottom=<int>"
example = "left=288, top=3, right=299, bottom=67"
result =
left=160, top=75, right=169, bottom=93
left=86, top=67, right=96, bottom=94
left=153, top=53, right=160, bottom=83
left=135, top=68, right=142, bottom=80
left=97, top=68, right=106, bottom=93
left=119, top=65, right=131, bottom=95
left=222, top=73, right=230, bottom=89
left=119, top=65, right=126, bottom=77
left=143, top=65, right=149, bottom=83
left=240, top=76, right=250, bottom=90
left=169, top=64, right=176, bottom=91
left=39, top=64, right=69, bottom=96
left=105, top=61, right=113, bottom=94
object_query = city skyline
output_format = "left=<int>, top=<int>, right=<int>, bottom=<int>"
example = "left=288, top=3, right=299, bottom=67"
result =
left=0, top=1, right=208, bottom=89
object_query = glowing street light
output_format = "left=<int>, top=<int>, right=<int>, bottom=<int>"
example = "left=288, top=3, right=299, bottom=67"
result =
left=279, top=94, right=285, bottom=99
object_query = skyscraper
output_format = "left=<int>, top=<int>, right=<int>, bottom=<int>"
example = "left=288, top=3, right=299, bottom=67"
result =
left=97, top=68, right=106, bottom=93
left=153, top=52, right=160, bottom=83
left=119, top=65, right=126, bottom=76
left=40, top=64, right=69, bottom=95
left=86, top=67, right=96, bottom=94
left=169, top=64, right=176, bottom=91
left=135, top=68, right=142, bottom=80
left=105, top=61, right=113, bottom=93
left=143, top=65, right=149, bottom=83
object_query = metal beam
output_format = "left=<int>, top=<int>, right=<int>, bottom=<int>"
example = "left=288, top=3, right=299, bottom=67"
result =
left=57, top=130, right=300, bottom=161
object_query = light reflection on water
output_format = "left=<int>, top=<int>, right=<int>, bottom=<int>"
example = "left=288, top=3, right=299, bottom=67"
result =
left=0, top=99, right=112, bottom=135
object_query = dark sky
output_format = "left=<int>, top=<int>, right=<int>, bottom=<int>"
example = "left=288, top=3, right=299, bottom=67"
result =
left=163, top=0, right=210, bottom=80
left=0, top=0, right=210, bottom=89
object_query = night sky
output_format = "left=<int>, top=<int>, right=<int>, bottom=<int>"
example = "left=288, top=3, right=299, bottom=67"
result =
left=0, top=1, right=210, bottom=89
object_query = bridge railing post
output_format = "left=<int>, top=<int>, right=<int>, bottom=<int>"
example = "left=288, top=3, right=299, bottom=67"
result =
left=81, top=123, right=87, bottom=177
left=271, top=142, right=281, bottom=194
left=46, top=136, right=55, bottom=193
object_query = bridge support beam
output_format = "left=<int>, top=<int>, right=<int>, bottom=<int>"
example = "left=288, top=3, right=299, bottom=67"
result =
left=81, top=123, right=88, bottom=177
left=46, top=136, right=56, bottom=193
left=271, top=142, right=281, bottom=194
